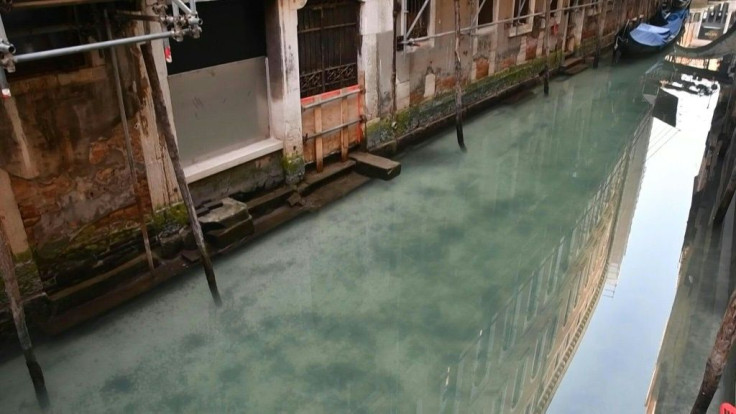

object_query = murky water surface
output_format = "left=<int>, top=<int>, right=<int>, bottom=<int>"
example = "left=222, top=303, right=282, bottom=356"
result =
left=0, top=59, right=716, bottom=413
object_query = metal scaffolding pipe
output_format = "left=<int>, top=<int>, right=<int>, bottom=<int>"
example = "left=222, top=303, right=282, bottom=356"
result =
left=13, top=31, right=174, bottom=64
left=0, top=41, right=15, bottom=55
left=105, top=11, right=156, bottom=274
left=171, top=0, right=192, bottom=15
left=0, top=67, right=10, bottom=98
left=0, top=12, right=8, bottom=40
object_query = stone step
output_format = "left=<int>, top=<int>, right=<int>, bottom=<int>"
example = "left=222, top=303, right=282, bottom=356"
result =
left=562, top=56, right=584, bottom=69
left=48, top=253, right=161, bottom=314
left=298, top=160, right=356, bottom=196
left=563, top=63, right=589, bottom=76
left=349, top=152, right=401, bottom=181
left=198, top=198, right=255, bottom=250
left=237, top=186, right=293, bottom=219
left=198, top=198, right=252, bottom=231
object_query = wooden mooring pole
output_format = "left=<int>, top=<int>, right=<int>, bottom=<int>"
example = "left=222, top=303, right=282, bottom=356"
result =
left=593, top=0, right=608, bottom=68
left=543, top=0, right=552, bottom=95
left=453, top=0, right=466, bottom=151
left=692, top=288, right=736, bottom=413
left=140, top=44, right=222, bottom=306
left=0, top=226, right=49, bottom=409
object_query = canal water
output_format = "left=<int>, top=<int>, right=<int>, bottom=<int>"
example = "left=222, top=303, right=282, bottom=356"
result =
left=0, top=58, right=715, bottom=413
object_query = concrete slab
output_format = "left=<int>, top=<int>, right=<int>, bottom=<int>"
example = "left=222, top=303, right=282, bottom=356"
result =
left=349, top=151, right=402, bottom=181
left=198, top=198, right=251, bottom=231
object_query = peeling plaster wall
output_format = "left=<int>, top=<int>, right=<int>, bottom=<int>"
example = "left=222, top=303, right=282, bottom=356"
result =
left=0, top=19, right=173, bottom=293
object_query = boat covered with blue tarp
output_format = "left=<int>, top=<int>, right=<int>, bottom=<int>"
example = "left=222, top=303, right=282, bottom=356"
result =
left=615, top=7, right=690, bottom=57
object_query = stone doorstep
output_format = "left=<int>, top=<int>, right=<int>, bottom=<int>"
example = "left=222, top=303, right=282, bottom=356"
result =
left=305, top=172, right=372, bottom=210
left=198, top=198, right=251, bottom=231
left=239, top=186, right=294, bottom=218
left=349, top=152, right=401, bottom=181
left=297, top=160, right=356, bottom=196
left=562, top=56, right=585, bottom=70
left=204, top=219, right=255, bottom=250
left=564, top=64, right=590, bottom=76
left=47, top=253, right=160, bottom=314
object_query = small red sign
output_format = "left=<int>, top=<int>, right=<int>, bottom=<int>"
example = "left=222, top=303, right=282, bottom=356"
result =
left=721, top=402, right=736, bottom=414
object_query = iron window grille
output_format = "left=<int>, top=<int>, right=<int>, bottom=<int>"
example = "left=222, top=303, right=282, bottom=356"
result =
left=297, top=0, right=359, bottom=98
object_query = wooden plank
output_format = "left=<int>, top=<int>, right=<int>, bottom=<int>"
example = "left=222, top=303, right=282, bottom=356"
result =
left=340, top=96, right=349, bottom=161
left=314, top=100, right=324, bottom=173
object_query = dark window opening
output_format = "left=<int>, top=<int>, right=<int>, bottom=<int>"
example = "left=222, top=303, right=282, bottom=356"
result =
left=406, top=0, right=430, bottom=38
left=3, top=7, right=90, bottom=77
left=297, top=0, right=359, bottom=98
left=167, top=0, right=266, bottom=75
left=479, top=0, right=494, bottom=25
left=513, top=0, right=530, bottom=25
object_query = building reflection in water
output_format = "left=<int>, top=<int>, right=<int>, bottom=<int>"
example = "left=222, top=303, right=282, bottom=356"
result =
left=432, top=104, right=653, bottom=414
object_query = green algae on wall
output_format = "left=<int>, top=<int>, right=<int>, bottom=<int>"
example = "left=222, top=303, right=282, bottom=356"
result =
left=0, top=251, right=43, bottom=306
left=282, top=153, right=306, bottom=184
left=367, top=54, right=563, bottom=150
left=30, top=203, right=191, bottom=292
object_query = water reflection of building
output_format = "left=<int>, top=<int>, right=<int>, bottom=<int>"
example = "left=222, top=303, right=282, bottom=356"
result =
left=436, top=108, right=652, bottom=414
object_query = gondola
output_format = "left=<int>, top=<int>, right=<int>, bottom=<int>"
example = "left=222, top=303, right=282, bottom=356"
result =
left=614, top=3, right=690, bottom=59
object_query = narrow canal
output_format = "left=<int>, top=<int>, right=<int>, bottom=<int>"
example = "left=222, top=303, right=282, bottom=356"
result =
left=0, top=58, right=715, bottom=413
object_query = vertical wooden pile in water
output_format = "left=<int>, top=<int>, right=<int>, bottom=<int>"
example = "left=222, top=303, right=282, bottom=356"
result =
left=0, top=226, right=49, bottom=409
left=454, top=0, right=466, bottom=151
left=140, top=43, right=222, bottom=306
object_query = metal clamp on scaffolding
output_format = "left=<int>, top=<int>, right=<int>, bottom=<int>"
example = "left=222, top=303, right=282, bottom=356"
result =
left=152, top=0, right=202, bottom=42
left=0, top=0, right=203, bottom=98
left=0, top=12, right=13, bottom=97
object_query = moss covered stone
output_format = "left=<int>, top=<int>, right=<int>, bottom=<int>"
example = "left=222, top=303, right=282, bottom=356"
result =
left=281, top=153, right=305, bottom=184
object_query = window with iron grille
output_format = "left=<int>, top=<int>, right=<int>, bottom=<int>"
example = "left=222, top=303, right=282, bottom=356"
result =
left=478, top=0, right=494, bottom=25
left=405, top=0, right=430, bottom=38
left=297, top=0, right=359, bottom=98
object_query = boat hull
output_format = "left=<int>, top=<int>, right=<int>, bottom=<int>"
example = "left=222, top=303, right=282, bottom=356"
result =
left=614, top=8, right=689, bottom=58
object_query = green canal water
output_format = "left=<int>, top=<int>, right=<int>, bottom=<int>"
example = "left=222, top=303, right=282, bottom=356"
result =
left=0, top=58, right=715, bottom=413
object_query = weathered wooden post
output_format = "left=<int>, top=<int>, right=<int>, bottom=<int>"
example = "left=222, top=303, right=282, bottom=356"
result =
left=140, top=43, right=222, bottom=306
left=0, top=225, right=49, bottom=409
left=691, top=288, right=736, bottom=413
left=453, top=0, right=467, bottom=151
left=593, top=0, right=608, bottom=68
left=543, top=0, right=552, bottom=95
